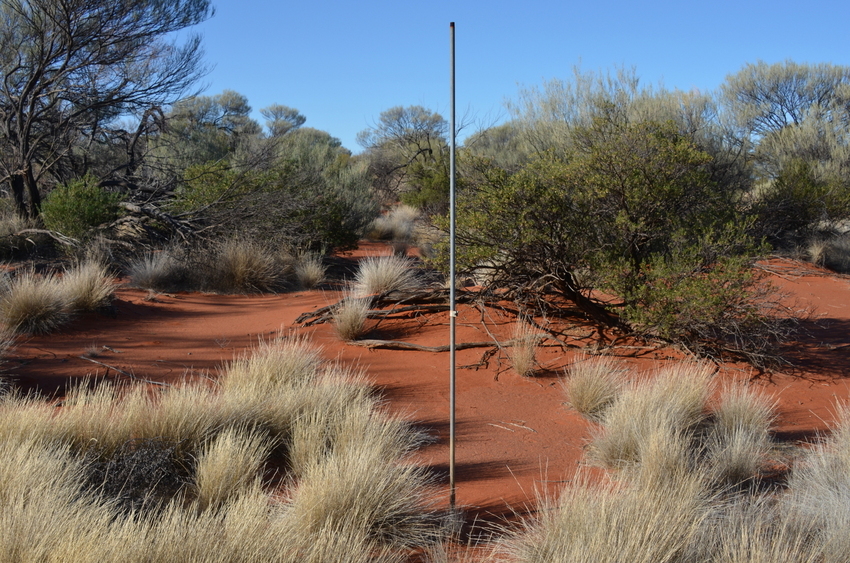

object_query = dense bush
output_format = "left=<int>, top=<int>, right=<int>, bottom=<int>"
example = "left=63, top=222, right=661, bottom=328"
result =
left=40, top=175, right=122, bottom=241
left=450, top=119, right=787, bottom=365
left=749, top=159, right=850, bottom=247
left=169, top=133, right=377, bottom=251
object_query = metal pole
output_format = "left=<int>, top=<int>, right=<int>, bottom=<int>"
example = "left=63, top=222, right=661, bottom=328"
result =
left=448, top=21, right=457, bottom=509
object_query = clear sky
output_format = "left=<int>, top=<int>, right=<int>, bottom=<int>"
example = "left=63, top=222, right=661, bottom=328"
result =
left=193, top=0, right=850, bottom=152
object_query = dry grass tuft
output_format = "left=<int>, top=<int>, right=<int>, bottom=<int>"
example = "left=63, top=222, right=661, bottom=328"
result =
left=287, top=445, right=437, bottom=549
left=589, top=362, right=714, bottom=472
left=61, top=261, right=114, bottom=312
left=127, top=250, right=186, bottom=291
left=707, top=382, right=777, bottom=485
left=193, top=425, right=274, bottom=511
left=783, top=403, right=850, bottom=559
left=294, top=253, right=326, bottom=289
left=563, top=354, right=628, bottom=421
left=500, top=470, right=712, bottom=563
left=367, top=204, right=419, bottom=242
left=353, top=255, right=423, bottom=297
left=0, top=333, right=442, bottom=561
left=808, top=234, right=850, bottom=273
left=509, top=320, right=542, bottom=377
left=332, top=294, right=371, bottom=341
left=0, top=270, right=69, bottom=334
left=208, top=238, right=280, bottom=293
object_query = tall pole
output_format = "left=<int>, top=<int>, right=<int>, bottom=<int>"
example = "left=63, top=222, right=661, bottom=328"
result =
left=448, top=21, right=457, bottom=509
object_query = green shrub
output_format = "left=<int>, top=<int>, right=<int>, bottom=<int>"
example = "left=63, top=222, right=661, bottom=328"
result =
left=41, top=175, right=121, bottom=240
left=169, top=162, right=257, bottom=214
left=450, top=120, right=790, bottom=366
left=170, top=137, right=378, bottom=252
left=751, top=159, right=850, bottom=247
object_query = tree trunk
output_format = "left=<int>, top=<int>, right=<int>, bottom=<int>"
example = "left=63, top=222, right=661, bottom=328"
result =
left=9, top=174, right=28, bottom=218
left=553, top=274, right=623, bottom=330
left=24, top=168, right=41, bottom=218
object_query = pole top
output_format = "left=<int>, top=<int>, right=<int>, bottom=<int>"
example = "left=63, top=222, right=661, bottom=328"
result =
left=450, top=22, right=454, bottom=27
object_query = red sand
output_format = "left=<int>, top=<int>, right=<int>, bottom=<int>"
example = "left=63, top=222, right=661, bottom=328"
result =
left=7, top=250, right=850, bottom=523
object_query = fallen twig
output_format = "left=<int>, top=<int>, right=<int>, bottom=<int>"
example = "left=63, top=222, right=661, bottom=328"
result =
left=348, top=337, right=529, bottom=352
left=77, top=356, right=171, bottom=387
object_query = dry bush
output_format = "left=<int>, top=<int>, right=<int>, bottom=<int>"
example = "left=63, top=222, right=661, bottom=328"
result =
left=193, top=425, right=273, bottom=511
left=353, top=255, right=423, bottom=297
left=207, top=238, right=280, bottom=293
left=126, top=249, right=188, bottom=291
left=332, top=294, right=371, bottom=341
left=807, top=234, right=850, bottom=273
left=294, top=253, right=326, bottom=289
left=563, top=354, right=628, bottom=421
left=0, top=270, right=69, bottom=334
left=509, top=320, right=542, bottom=377
left=706, top=382, right=777, bottom=485
left=499, top=470, right=712, bottom=563
left=61, top=261, right=114, bottom=312
left=84, top=436, right=192, bottom=514
left=589, top=362, right=714, bottom=471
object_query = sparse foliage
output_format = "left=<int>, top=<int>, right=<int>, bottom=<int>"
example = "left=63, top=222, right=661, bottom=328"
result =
left=0, top=0, right=213, bottom=218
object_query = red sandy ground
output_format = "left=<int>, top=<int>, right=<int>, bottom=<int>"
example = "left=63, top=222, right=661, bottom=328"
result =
left=6, top=244, right=850, bottom=532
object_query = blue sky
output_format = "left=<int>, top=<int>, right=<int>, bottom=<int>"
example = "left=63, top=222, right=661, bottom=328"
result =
left=193, top=0, right=850, bottom=152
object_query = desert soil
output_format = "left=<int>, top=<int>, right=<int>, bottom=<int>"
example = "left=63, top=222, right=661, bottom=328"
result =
left=6, top=245, right=850, bottom=527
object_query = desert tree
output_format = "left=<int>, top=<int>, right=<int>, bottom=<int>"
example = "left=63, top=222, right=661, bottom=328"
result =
left=464, top=121, right=529, bottom=170
left=0, top=0, right=213, bottom=218
left=720, top=60, right=850, bottom=141
left=152, top=90, right=264, bottom=180
left=357, top=105, right=450, bottom=210
left=721, top=61, right=850, bottom=244
left=169, top=124, right=378, bottom=251
left=261, top=104, right=306, bottom=138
